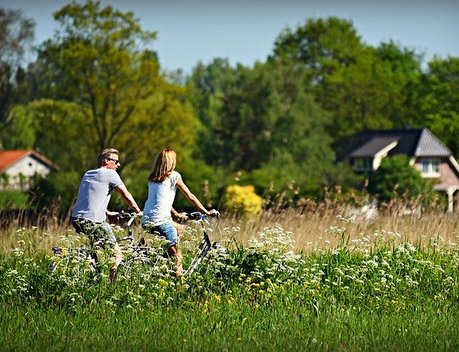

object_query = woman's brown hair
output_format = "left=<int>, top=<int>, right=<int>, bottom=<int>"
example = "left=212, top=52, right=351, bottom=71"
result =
left=148, top=149, right=177, bottom=182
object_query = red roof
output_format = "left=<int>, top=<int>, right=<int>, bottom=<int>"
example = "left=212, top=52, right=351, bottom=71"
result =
left=0, top=150, right=59, bottom=172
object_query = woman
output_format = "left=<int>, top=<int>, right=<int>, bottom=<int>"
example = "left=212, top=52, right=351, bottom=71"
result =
left=142, top=148, right=219, bottom=277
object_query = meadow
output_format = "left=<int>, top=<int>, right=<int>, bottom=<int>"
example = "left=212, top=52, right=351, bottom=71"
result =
left=1, top=204, right=459, bottom=351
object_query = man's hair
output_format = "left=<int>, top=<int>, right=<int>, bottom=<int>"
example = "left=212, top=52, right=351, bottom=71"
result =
left=148, top=148, right=176, bottom=182
left=97, top=148, right=119, bottom=167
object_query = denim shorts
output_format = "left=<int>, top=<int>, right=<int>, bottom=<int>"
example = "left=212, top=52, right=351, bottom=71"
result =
left=144, top=221, right=178, bottom=246
left=72, top=217, right=117, bottom=247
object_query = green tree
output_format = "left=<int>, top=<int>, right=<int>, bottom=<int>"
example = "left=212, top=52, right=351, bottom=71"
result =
left=271, top=17, right=425, bottom=154
left=418, top=57, right=459, bottom=156
left=189, top=58, right=334, bottom=198
left=272, top=17, right=363, bottom=84
left=187, top=58, right=238, bottom=166
left=367, top=155, right=434, bottom=203
left=0, top=104, right=35, bottom=149
left=374, top=41, right=424, bottom=128
left=0, top=7, right=35, bottom=147
left=17, top=1, right=207, bottom=213
left=32, top=1, right=198, bottom=173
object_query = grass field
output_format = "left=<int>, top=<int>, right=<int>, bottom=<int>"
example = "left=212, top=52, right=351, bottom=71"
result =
left=1, top=208, right=459, bottom=351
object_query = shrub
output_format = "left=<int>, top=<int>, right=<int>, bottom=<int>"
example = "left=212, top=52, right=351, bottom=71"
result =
left=0, top=190, right=28, bottom=209
left=223, top=184, right=263, bottom=217
left=368, top=155, right=436, bottom=204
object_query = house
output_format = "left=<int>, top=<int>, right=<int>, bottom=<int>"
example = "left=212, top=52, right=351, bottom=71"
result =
left=0, top=150, right=59, bottom=190
left=338, top=128, right=459, bottom=212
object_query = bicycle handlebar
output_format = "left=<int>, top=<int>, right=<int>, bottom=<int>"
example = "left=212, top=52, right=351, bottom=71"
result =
left=187, top=211, right=220, bottom=221
left=118, top=210, right=143, bottom=219
left=117, top=210, right=143, bottom=227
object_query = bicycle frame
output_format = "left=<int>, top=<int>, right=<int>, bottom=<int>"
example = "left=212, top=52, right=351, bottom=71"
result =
left=184, top=212, right=218, bottom=276
left=49, top=211, right=142, bottom=275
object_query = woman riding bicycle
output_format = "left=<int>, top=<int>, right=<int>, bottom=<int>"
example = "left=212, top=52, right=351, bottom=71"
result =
left=141, top=148, right=219, bottom=277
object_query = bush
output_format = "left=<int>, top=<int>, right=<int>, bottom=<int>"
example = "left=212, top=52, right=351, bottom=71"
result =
left=0, top=190, right=28, bottom=209
left=368, top=155, right=436, bottom=204
left=223, top=184, right=263, bottom=217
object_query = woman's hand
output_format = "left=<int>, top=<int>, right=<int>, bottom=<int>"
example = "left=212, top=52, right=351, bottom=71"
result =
left=208, top=209, right=220, bottom=217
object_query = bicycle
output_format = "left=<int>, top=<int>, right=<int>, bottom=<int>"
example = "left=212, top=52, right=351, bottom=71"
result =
left=49, top=211, right=223, bottom=281
left=115, top=211, right=173, bottom=279
left=48, top=211, right=147, bottom=281
left=183, top=211, right=222, bottom=276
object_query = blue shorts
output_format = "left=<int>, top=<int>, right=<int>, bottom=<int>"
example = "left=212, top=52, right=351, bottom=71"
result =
left=145, top=222, right=178, bottom=247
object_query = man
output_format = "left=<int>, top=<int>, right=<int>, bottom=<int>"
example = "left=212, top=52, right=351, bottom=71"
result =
left=71, top=148, right=142, bottom=282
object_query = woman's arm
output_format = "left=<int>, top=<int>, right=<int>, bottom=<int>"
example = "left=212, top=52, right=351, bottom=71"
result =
left=176, top=177, right=218, bottom=216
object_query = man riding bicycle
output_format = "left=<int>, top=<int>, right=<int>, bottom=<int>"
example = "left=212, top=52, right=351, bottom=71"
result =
left=71, top=148, right=142, bottom=282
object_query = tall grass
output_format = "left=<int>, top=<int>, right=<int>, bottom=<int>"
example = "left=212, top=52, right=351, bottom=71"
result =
left=2, top=203, right=459, bottom=255
left=1, top=205, right=459, bottom=351
left=219, top=206, right=459, bottom=252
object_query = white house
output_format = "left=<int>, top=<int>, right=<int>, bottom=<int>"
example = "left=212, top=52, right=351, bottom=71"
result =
left=338, top=128, right=459, bottom=212
left=0, top=150, right=59, bottom=190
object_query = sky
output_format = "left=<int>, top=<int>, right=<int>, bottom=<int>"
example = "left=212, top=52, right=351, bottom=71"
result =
left=3, top=0, right=459, bottom=74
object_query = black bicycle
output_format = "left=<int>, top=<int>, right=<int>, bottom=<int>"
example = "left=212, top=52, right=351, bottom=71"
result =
left=48, top=211, right=146, bottom=280
left=49, top=211, right=223, bottom=280
left=115, top=211, right=173, bottom=279
left=184, top=211, right=221, bottom=276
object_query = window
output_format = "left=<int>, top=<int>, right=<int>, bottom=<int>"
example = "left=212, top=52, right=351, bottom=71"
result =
left=353, top=157, right=373, bottom=172
left=419, top=158, right=440, bottom=177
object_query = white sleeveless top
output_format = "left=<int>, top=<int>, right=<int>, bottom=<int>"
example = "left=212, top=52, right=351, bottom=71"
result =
left=142, top=171, right=181, bottom=226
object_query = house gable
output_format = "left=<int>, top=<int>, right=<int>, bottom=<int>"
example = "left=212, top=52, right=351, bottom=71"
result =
left=350, top=137, right=399, bottom=171
left=414, top=128, right=452, bottom=157
left=0, top=150, right=58, bottom=190
left=340, top=128, right=459, bottom=212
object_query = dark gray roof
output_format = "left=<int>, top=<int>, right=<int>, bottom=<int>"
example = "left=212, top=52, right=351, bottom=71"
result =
left=350, top=137, right=399, bottom=157
left=339, top=128, right=452, bottom=161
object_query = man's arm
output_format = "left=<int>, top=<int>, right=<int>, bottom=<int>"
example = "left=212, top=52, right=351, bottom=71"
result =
left=171, top=207, right=188, bottom=221
left=115, top=184, right=141, bottom=213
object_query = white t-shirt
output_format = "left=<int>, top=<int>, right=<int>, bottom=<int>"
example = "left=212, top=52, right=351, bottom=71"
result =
left=71, top=168, right=124, bottom=222
left=142, top=171, right=181, bottom=226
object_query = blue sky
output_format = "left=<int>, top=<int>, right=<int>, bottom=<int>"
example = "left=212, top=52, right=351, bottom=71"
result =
left=3, top=0, right=459, bottom=74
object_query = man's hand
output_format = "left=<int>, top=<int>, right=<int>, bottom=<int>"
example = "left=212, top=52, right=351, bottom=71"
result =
left=106, top=210, right=120, bottom=217
left=175, top=212, right=188, bottom=222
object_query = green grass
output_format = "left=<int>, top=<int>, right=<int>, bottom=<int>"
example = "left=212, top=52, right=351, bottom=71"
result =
left=2, top=222, right=459, bottom=351
left=1, top=301, right=458, bottom=351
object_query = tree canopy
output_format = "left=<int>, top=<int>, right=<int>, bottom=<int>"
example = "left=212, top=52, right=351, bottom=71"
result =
left=0, top=5, right=458, bottom=212
left=28, top=1, right=198, bottom=174
left=0, top=8, right=35, bottom=148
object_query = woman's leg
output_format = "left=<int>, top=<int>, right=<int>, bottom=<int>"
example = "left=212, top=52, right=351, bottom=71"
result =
left=153, top=222, right=183, bottom=277
left=167, top=244, right=183, bottom=277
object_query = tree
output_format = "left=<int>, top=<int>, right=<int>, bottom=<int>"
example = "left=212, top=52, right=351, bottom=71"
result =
left=271, top=17, right=425, bottom=154
left=187, top=58, right=238, bottom=166
left=189, top=58, right=335, bottom=198
left=28, top=1, right=199, bottom=174
left=0, top=104, right=35, bottom=149
left=374, top=41, right=424, bottom=128
left=0, top=8, right=35, bottom=147
left=0, top=8, right=34, bottom=65
left=271, top=17, right=364, bottom=84
left=418, top=57, right=459, bottom=157
left=367, top=155, right=435, bottom=203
